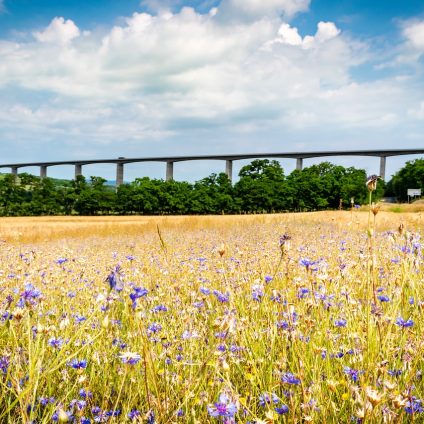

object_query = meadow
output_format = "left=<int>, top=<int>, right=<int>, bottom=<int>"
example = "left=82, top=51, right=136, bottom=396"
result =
left=0, top=210, right=423, bottom=423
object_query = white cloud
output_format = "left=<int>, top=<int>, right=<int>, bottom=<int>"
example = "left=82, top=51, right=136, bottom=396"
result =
left=0, top=6, right=423, bottom=170
left=33, top=17, right=80, bottom=45
left=403, top=19, right=424, bottom=50
left=271, top=21, right=340, bottom=48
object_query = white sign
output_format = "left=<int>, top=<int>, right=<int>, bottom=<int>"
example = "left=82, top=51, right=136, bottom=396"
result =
left=408, top=189, right=422, bottom=196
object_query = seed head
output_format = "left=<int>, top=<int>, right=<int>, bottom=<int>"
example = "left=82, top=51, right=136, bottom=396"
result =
left=371, top=202, right=380, bottom=216
left=366, top=175, right=381, bottom=192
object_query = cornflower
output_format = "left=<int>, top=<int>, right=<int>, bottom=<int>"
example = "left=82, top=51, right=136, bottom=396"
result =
left=207, top=393, right=238, bottom=419
left=395, top=317, right=414, bottom=328
left=119, top=352, right=141, bottom=365
left=281, top=372, right=300, bottom=385
left=67, top=359, right=87, bottom=370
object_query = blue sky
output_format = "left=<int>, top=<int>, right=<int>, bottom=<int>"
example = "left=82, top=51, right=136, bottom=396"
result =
left=0, top=0, right=423, bottom=181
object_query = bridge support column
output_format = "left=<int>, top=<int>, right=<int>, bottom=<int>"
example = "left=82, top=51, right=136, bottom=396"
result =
left=296, top=158, right=303, bottom=171
left=166, top=161, right=174, bottom=181
left=116, top=163, right=124, bottom=186
left=225, top=160, right=233, bottom=183
left=379, top=156, right=386, bottom=181
left=40, top=165, right=47, bottom=178
left=11, top=166, right=18, bottom=176
left=75, top=164, right=82, bottom=179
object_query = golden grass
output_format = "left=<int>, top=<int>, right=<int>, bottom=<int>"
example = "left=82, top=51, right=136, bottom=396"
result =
left=0, top=210, right=422, bottom=244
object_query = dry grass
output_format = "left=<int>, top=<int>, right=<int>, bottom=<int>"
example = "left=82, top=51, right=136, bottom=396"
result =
left=0, top=210, right=422, bottom=244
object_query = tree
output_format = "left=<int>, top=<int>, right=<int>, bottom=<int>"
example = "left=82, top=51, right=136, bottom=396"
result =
left=234, top=159, right=290, bottom=212
left=387, top=158, right=424, bottom=201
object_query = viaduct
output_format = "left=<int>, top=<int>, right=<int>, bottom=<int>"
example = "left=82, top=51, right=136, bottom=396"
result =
left=0, top=149, right=423, bottom=186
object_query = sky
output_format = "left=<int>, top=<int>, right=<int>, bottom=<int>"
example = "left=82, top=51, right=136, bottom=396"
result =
left=0, top=0, right=423, bottom=182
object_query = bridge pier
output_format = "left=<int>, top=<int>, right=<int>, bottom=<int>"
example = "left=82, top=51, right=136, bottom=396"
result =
left=75, top=164, right=82, bottom=179
left=166, top=161, right=174, bottom=181
left=379, top=156, right=386, bottom=181
left=40, top=165, right=47, bottom=178
left=11, top=166, right=18, bottom=176
left=296, top=158, right=303, bottom=171
left=116, top=163, right=124, bottom=186
left=225, top=160, right=233, bottom=183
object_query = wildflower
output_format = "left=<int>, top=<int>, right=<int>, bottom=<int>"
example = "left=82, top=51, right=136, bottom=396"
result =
left=299, top=258, right=319, bottom=271
left=79, top=389, right=92, bottom=399
left=200, top=287, right=211, bottom=295
left=279, top=233, right=291, bottom=253
left=0, top=356, right=9, bottom=375
left=127, top=409, right=141, bottom=420
left=366, top=175, right=381, bottom=192
left=405, top=397, right=424, bottom=414
left=281, top=372, right=300, bottom=385
left=207, top=393, right=238, bottom=419
left=258, top=392, right=279, bottom=407
left=129, top=286, right=148, bottom=308
left=213, top=290, right=229, bottom=303
left=344, top=367, right=362, bottom=383
left=120, top=352, right=141, bottom=365
left=147, top=322, right=162, bottom=334
left=48, top=338, right=64, bottom=349
left=68, top=359, right=87, bottom=370
left=152, top=304, right=168, bottom=313
left=56, top=258, right=68, bottom=265
left=377, top=295, right=390, bottom=302
left=251, top=285, right=264, bottom=302
left=334, top=319, right=347, bottom=327
left=106, top=265, right=121, bottom=291
left=395, top=317, right=414, bottom=328
left=275, top=405, right=289, bottom=415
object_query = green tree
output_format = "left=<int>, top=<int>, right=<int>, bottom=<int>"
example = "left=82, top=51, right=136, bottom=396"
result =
left=234, top=159, right=290, bottom=212
left=387, top=158, right=424, bottom=201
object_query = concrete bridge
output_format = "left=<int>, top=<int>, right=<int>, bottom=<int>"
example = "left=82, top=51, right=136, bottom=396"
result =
left=0, top=148, right=423, bottom=185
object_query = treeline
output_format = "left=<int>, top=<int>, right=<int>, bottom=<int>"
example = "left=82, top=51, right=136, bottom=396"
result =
left=0, top=159, right=383, bottom=216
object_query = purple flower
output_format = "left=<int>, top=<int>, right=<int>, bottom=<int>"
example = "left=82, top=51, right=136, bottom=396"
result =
left=129, top=286, right=149, bottom=308
left=147, top=322, right=162, bottom=333
left=281, top=372, right=300, bottom=385
left=68, top=359, right=87, bottom=369
left=128, top=409, right=141, bottom=420
left=377, top=295, right=390, bottom=302
left=343, top=366, right=362, bottom=382
left=48, top=338, right=64, bottom=349
left=258, top=392, right=279, bottom=407
left=275, top=405, right=289, bottom=415
left=395, top=317, right=414, bottom=328
left=213, top=290, right=229, bottom=303
left=120, top=352, right=141, bottom=365
left=0, top=356, right=9, bottom=375
left=405, top=397, right=424, bottom=414
left=251, top=285, right=264, bottom=302
left=207, top=393, right=238, bottom=419
left=55, top=258, right=67, bottom=265
left=334, top=319, right=347, bottom=327
left=200, top=287, right=211, bottom=295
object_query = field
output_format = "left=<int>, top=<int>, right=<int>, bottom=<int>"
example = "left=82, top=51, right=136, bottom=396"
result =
left=0, top=211, right=423, bottom=423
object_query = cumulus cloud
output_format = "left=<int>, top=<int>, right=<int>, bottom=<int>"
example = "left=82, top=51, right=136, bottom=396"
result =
left=271, top=21, right=340, bottom=48
left=33, top=17, right=80, bottom=45
left=0, top=5, right=423, bottom=168
left=403, top=19, right=424, bottom=50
